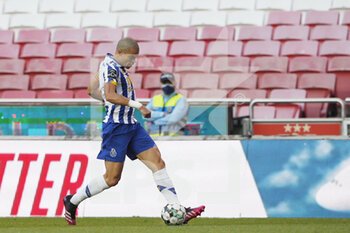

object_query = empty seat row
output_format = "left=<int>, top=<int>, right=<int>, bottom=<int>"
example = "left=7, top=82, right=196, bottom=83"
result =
left=0, top=86, right=337, bottom=118
left=3, top=56, right=350, bottom=75
left=3, top=40, right=350, bottom=59
left=0, top=72, right=338, bottom=93
left=0, top=74, right=89, bottom=90
left=235, top=105, right=301, bottom=119
left=4, top=9, right=350, bottom=29
left=0, top=89, right=86, bottom=99
left=4, top=0, right=350, bottom=14
left=1, top=25, right=350, bottom=45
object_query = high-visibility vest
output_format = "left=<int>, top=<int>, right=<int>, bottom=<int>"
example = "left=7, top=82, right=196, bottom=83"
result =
left=152, top=93, right=183, bottom=113
left=147, top=93, right=186, bottom=136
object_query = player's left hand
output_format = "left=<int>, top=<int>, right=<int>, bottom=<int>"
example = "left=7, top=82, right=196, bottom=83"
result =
left=139, top=106, right=151, bottom=118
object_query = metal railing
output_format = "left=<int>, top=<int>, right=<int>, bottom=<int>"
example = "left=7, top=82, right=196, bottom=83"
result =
left=0, top=98, right=251, bottom=104
left=0, top=98, right=348, bottom=137
left=249, top=98, right=346, bottom=136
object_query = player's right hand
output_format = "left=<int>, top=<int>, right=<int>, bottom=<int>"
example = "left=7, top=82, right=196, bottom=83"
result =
left=139, top=106, right=151, bottom=118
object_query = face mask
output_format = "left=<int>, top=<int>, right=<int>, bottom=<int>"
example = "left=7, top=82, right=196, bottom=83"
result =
left=162, top=84, right=175, bottom=95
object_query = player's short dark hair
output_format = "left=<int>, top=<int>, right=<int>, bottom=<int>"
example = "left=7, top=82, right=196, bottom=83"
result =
left=116, top=37, right=139, bottom=54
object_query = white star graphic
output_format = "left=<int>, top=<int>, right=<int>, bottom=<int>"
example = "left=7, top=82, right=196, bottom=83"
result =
left=284, top=124, right=292, bottom=132
left=294, top=124, right=301, bottom=132
left=303, top=124, right=311, bottom=132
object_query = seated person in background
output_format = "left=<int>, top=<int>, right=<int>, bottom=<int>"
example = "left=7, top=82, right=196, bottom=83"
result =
left=144, top=72, right=189, bottom=136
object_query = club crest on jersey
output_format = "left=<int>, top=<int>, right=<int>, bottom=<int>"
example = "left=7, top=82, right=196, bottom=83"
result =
left=108, top=69, right=117, bottom=79
left=110, top=148, right=117, bottom=158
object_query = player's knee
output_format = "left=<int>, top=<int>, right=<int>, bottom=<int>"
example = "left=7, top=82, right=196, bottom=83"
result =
left=158, top=158, right=165, bottom=170
left=104, top=175, right=121, bottom=187
left=153, top=148, right=165, bottom=170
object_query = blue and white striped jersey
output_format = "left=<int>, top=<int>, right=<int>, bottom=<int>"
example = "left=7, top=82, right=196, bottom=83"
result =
left=99, top=53, right=137, bottom=124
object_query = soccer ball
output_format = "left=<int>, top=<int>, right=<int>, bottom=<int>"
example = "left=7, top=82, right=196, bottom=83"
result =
left=160, top=203, right=186, bottom=225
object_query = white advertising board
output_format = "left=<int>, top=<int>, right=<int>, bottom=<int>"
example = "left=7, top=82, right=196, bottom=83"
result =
left=0, top=140, right=266, bottom=218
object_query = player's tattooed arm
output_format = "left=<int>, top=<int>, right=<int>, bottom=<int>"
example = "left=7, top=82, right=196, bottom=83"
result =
left=87, top=73, right=103, bottom=101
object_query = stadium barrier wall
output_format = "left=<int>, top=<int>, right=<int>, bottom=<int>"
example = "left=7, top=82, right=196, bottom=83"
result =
left=1, top=139, right=349, bottom=218
left=0, top=140, right=265, bottom=218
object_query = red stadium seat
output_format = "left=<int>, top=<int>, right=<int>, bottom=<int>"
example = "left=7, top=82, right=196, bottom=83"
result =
left=174, top=57, right=212, bottom=73
left=250, top=57, right=288, bottom=73
left=150, top=89, right=162, bottom=96
left=130, top=73, right=143, bottom=89
left=0, top=59, right=25, bottom=74
left=134, top=89, right=150, bottom=98
left=281, top=41, right=318, bottom=56
left=289, top=57, right=327, bottom=73
left=93, top=42, right=117, bottom=57
left=328, top=57, right=350, bottom=72
left=341, top=10, right=350, bottom=26
left=0, top=75, right=30, bottom=90
left=37, top=90, right=74, bottom=98
left=206, top=41, right=242, bottom=56
left=269, top=88, right=307, bottom=99
left=181, top=73, right=219, bottom=89
left=0, top=30, right=14, bottom=44
left=297, top=73, right=336, bottom=93
left=228, top=89, right=267, bottom=99
left=74, top=89, right=90, bottom=98
left=0, top=90, right=36, bottom=98
left=334, top=74, right=350, bottom=100
left=236, top=106, right=276, bottom=118
left=143, top=73, right=161, bottom=89
left=25, top=59, right=62, bottom=74
left=152, top=89, right=189, bottom=97
left=169, top=41, right=205, bottom=56
left=274, top=105, right=300, bottom=118
left=190, top=89, right=228, bottom=98
left=310, top=26, right=348, bottom=41
left=31, top=74, right=67, bottom=90
left=161, top=27, right=196, bottom=41
left=267, top=11, right=301, bottom=26
left=238, top=26, right=273, bottom=41
left=16, top=29, right=50, bottom=43
left=243, top=41, right=280, bottom=56
left=51, top=29, right=86, bottom=43
left=87, top=28, right=123, bottom=43
left=0, top=44, right=20, bottom=59
left=319, top=41, right=350, bottom=56
left=68, top=74, right=91, bottom=89
left=56, top=43, right=93, bottom=58
left=258, top=73, right=297, bottom=89
left=304, top=89, right=331, bottom=117
left=297, top=73, right=335, bottom=117
left=219, top=73, right=257, bottom=89
left=177, top=89, right=189, bottom=97
left=212, top=57, right=250, bottom=73
left=139, top=42, right=168, bottom=56
left=143, top=73, right=180, bottom=89
left=20, top=43, right=56, bottom=58
left=136, top=57, right=174, bottom=72
left=305, top=11, right=339, bottom=25
left=63, top=58, right=100, bottom=73
left=127, top=28, right=160, bottom=41
left=197, top=26, right=235, bottom=41
left=269, top=89, right=307, bottom=111
left=273, top=26, right=309, bottom=41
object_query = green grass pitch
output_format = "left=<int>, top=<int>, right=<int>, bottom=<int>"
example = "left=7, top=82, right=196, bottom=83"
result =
left=0, top=217, right=350, bottom=233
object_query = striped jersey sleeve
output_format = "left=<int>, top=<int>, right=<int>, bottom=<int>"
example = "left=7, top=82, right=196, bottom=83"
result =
left=99, top=53, right=137, bottom=124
